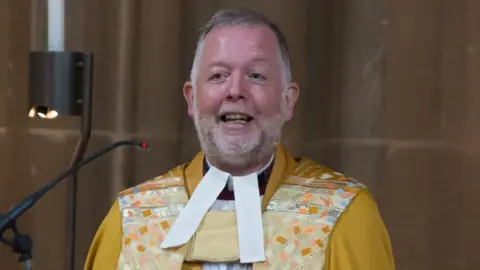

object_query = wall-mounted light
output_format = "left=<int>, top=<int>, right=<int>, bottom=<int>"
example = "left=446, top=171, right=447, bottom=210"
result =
left=0, top=1, right=94, bottom=269
left=28, top=51, right=91, bottom=121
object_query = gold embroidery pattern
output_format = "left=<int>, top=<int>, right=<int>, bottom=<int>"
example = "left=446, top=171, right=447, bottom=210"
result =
left=116, top=172, right=189, bottom=270
left=258, top=173, right=364, bottom=269
left=115, top=158, right=364, bottom=270
left=119, top=176, right=184, bottom=196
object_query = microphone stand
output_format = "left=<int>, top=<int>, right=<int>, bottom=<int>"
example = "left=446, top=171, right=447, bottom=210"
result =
left=0, top=140, right=150, bottom=269
left=0, top=216, right=33, bottom=270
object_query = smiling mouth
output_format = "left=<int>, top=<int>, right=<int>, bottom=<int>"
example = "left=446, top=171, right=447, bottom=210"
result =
left=219, top=113, right=254, bottom=124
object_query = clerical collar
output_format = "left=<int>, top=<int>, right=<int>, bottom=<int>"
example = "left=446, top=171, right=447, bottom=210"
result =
left=203, top=154, right=275, bottom=200
left=161, top=158, right=269, bottom=263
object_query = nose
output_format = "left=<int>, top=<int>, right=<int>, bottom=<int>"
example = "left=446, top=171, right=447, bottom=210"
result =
left=226, top=73, right=245, bottom=101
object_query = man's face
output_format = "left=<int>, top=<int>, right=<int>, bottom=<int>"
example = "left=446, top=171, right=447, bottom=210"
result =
left=184, top=25, right=298, bottom=165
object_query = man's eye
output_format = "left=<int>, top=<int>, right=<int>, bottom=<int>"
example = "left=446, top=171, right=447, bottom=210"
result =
left=250, top=72, right=266, bottom=80
left=209, top=73, right=226, bottom=81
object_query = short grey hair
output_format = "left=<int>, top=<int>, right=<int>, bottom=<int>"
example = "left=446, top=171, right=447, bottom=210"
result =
left=189, top=8, right=292, bottom=88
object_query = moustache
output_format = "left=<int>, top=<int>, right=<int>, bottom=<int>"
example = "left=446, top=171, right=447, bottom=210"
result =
left=217, top=104, right=256, bottom=117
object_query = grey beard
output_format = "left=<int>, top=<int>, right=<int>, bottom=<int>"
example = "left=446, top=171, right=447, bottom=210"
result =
left=193, top=113, right=283, bottom=168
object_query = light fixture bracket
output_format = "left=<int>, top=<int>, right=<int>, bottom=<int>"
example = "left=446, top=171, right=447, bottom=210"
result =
left=28, top=51, right=92, bottom=119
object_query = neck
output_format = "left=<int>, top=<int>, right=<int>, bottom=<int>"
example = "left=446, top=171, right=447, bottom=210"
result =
left=206, top=152, right=275, bottom=176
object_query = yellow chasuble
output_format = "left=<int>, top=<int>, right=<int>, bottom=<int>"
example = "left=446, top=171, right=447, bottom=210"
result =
left=84, top=145, right=395, bottom=270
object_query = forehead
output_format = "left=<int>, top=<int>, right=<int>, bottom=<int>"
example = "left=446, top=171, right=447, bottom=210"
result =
left=200, top=25, right=280, bottom=65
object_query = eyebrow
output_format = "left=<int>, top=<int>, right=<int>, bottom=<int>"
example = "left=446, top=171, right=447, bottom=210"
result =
left=207, top=61, right=230, bottom=69
left=206, top=57, right=270, bottom=69
left=249, top=57, right=270, bottom=66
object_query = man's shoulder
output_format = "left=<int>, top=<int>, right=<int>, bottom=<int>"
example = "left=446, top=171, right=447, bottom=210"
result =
left=285, top=157, right=366, bottom=192
left=266, top=157, right=374, bottom=227
left=117, top=163, right=189, bottom=197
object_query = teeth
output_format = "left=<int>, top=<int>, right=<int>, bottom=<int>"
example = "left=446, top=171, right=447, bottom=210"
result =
left=225, top=113, right=249, bottom=120
left=229, top=119, right=247, bottom=124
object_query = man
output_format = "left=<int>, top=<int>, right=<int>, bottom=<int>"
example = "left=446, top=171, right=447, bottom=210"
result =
left=85, top=8, right=395, bottom=270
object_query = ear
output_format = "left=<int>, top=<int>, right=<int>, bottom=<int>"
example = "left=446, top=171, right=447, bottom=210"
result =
left=282, top=82, right=300, bottom=121
left=183, top=81, right=195, bottom=118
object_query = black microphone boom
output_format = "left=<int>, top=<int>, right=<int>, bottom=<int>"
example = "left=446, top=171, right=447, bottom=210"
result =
left=0, top=139, right=150, bottom=262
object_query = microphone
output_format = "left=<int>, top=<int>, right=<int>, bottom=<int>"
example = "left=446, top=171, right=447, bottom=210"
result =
left=0, top=140, right=150, bottom=266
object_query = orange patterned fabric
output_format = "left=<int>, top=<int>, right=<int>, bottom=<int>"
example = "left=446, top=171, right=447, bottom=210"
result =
left=254, top=176, right=363, bottom=269
left=116, top=169, right=191, bottom=270
left=115, top=153, right=364, bottom=269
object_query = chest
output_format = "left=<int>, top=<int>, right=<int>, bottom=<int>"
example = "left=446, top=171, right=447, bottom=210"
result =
left=116, top=184, right=354, bottom=269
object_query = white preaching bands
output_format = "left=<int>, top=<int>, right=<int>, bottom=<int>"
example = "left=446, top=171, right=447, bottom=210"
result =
left=160, top=155, right=275, bottom=264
